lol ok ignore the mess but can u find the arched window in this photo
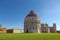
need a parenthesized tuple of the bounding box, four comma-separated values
(36, 27, 37, 29)
(33, 27, 34, 29)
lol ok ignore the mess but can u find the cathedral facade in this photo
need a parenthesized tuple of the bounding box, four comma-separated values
(24, 10, 56, 33)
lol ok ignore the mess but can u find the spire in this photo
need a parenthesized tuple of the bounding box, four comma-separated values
(30, 10, 34, 14)
(26, 10, 37, 17)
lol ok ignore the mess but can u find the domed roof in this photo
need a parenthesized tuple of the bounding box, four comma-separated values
(26, 10, 37, 17)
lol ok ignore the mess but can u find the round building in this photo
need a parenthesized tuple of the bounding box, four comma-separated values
(24, 10, 41, 33)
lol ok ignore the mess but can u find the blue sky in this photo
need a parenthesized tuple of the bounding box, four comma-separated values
(0, 0, 60, 30)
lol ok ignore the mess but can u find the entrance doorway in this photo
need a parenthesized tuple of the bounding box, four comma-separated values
(26, 29, 28, 33)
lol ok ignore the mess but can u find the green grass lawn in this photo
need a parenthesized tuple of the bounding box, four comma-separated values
(0, 33, 60, 40)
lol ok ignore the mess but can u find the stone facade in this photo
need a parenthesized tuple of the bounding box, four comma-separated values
(24, 10, 41, 33)
(41, 23, 56, 33)
(0, 24, 7, 33)
(24, 10, 56, 33)
(7, 29, 24, 33)
(13, 29, 24, 33)
(49, 23, 56, 33)
(41, 24, 50, 33)
(0, 28, 7, 33)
